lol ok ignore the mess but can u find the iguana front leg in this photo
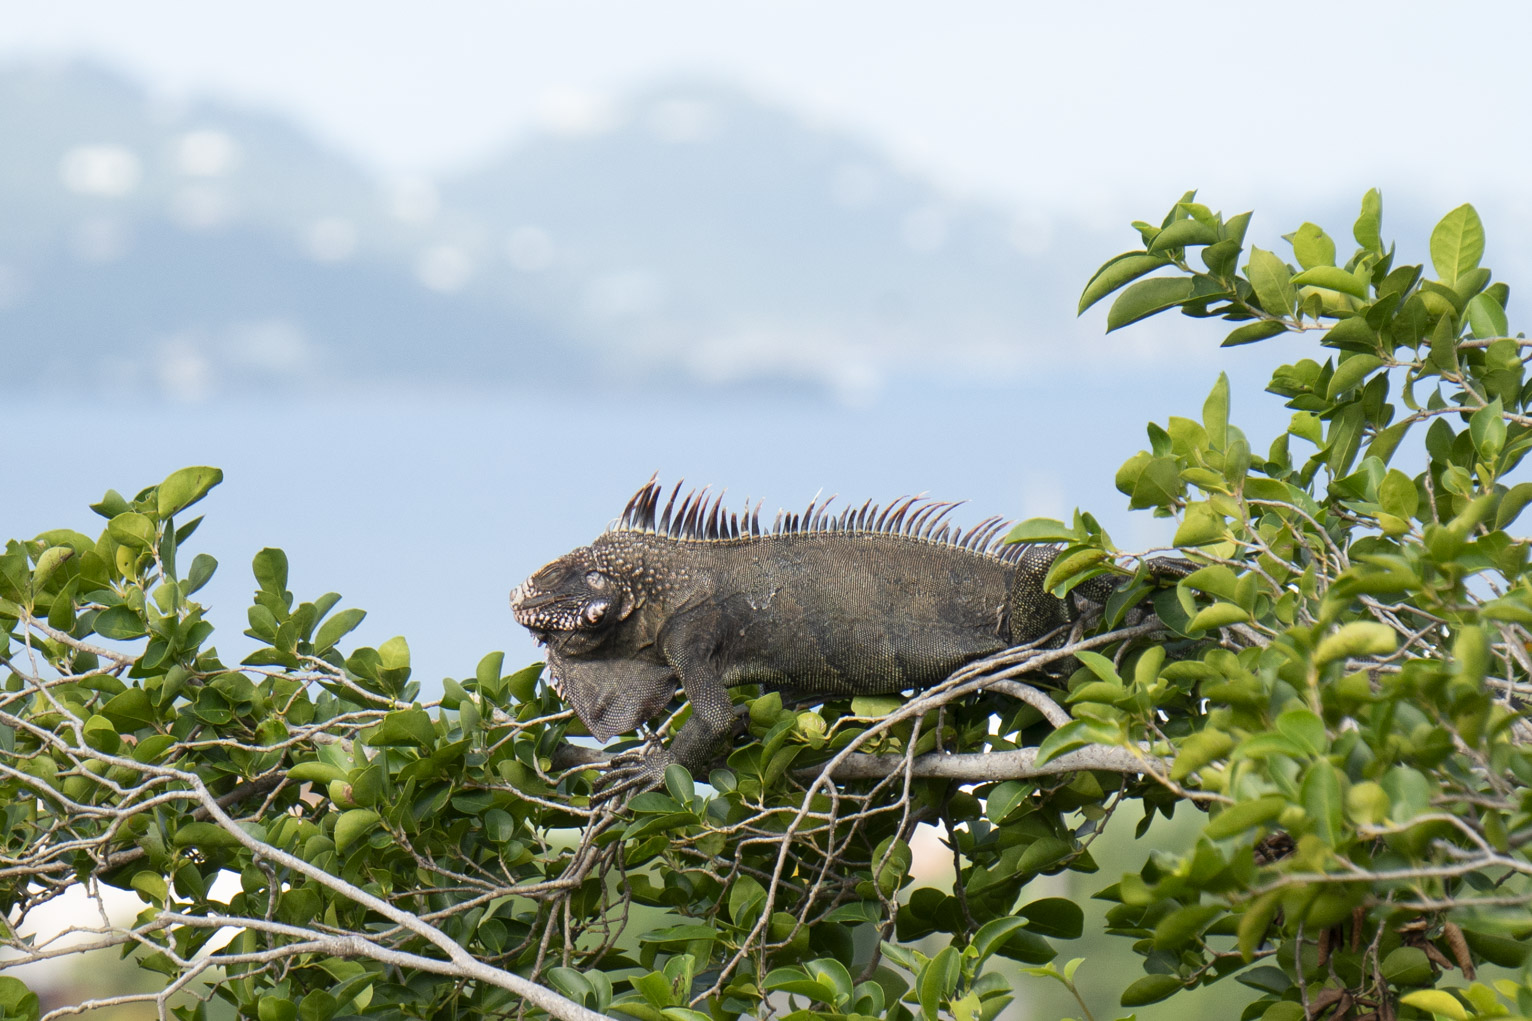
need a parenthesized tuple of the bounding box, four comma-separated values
(596, 605, 736, 800)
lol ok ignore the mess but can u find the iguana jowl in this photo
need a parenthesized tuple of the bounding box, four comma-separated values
(511, 479, 1132, 790)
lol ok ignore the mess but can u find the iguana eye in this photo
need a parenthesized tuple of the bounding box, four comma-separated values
(586, 571, 608, 590)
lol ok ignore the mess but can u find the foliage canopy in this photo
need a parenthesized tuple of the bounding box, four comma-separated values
(1, 190, 1530, 1021)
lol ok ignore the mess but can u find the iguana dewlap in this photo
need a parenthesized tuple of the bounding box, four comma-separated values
(510, 480, 1110, 787)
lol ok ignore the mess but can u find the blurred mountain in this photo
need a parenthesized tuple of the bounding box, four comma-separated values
(0, 61, 1103, 402)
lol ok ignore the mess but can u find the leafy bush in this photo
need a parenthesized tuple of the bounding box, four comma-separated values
(0, 190, 1528, 1021)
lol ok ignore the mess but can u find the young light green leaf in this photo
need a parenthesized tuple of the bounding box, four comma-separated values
(1246, 247, 1295, 319)
(157, 466, 224, 518)
(1291, 265, 1368, 299)
(108, 512, 156, 551)
(1469, 398, 1506, 461)
(1203, 372, 1229, 449)
(1221, 320, 1287, 347)
(1313, 622, 1397, 665)
(1325, 354, 1383, 400)
(1466, 291, 1509, 339)
(1106, 277, 1197, 332)
(333, 809, 380, 852)
(1147, 217, 1219, 253)
(1288, 222, 1335, 269)
(1079, 252, 1172, 314)
(1397, 990, 1467, 1021)
(1003, 518, 1078, 543)
(1430, 203, 1485, 285)
(1353, 188, 1383, 254)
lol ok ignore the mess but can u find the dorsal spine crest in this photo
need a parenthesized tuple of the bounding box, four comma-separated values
(608, 475, 1030, 563)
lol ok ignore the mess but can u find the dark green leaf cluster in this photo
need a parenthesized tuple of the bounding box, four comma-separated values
(1058, 193, 1532, 1021)
(4, 190, 1532, 1021)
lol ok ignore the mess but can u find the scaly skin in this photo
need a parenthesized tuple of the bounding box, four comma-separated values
(510, 483, 1108, 795)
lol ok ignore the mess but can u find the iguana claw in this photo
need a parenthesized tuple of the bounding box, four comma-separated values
(590, 749, 672, 807)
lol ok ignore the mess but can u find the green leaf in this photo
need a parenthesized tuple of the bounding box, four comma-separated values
(29, 546, 73, 590)
(1004, 518, 1077, 543)
(1466, 291, 1509, 339)
(1496, 482, 1532, 529)
(131, 871, 169, 906)
(850, 695, 902, 718)
(1430, 203, 1484, 285)
(101, 688, 155, 730)
(1301, 763, 1344, 846)
(1169, 729, 1234, 781)
(1152, 903, 1221, 950)
(918, 946, 961, 1021)
(366, 708, 436, 748)
(1035, 719, 1118, 766)
(252, 548, 289, 596)
(1173, 503, 1226, 547)
(93, 605, 147, 641)
(1186, 602, 1249, 632)
(986, 781, 1031, 824)
(874, 837, 913, 898)
(1119, 974, 1181, 1008)
(1381, 946, 1433, 986)
(173, 821, 243, 849)
(727, 876, 766, 926)
(970, 917, 1030, 962)
(1276, 709, 1326, 756)
(664, 763, 694, 803)
(1469, 398, 1506, 461)
(107, 512, 156, 550)
(1288, 222, 1335, 269)
(259, 998, 297, 1021)
(1353, 188, 1383, 254)
(1379, 469, 1419, 521)
(1247, 247, 1295, 318)
(1313, 622, 1397, 665)
(1118, 453, 1183, 509)
(1398, 990, 1467, 1021)
(1325, 354, 1382, 400)
(1221, 320, 1287, 347)
(314, 607, 366, 653)
(334, 809, 380, 852)
(1079, 252, 1172, 314)
(287, 761, 351, 785)
(1017, 897, 1083, 939)
(1324, 315, 1378, 351)
(1106, 277, 1197, 332)
(1148, 217, 1219, 253)
(379, 635, 410, 671)
(298, 989, 339, 1021)
(185, 553, 217, 595)
(1237, 891, 1282, 961)
(157, 466, 224, 518)
(1291, 265, 1368, 299)
(1203, 795, 1287, 840)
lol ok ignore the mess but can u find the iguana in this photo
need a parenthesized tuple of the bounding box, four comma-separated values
(511, 478, 1175, 793)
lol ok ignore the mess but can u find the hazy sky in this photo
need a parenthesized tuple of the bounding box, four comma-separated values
(6, 0, 1530, 219)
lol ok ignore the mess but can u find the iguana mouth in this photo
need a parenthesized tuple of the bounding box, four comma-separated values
(510, 594, 588, 633)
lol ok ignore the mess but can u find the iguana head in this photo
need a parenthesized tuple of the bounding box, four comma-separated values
(511, 541, 675, 740)
(510, 544, 634, 645)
